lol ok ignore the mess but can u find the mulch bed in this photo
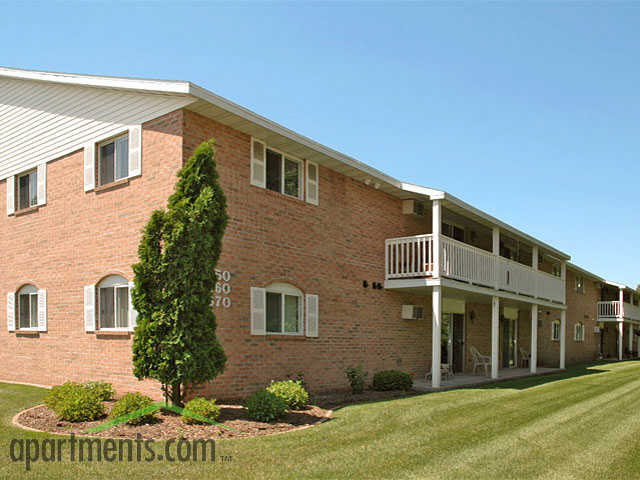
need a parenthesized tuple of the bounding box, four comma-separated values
(16, 400, 331, 440)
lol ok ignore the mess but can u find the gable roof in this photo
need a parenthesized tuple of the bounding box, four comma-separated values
(0, 66, 569, 259)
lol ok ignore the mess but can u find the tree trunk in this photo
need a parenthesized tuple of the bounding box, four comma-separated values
(169, 382, 183, 406)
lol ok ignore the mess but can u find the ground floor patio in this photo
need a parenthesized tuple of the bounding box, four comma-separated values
(413, 367, 562, 392)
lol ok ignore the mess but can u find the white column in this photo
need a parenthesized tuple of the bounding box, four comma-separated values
(629, 323, 633, 353)
(532, 247, 539, 298)
(560, 310, 566, 369)
(492, 228, 500, 289)
(432, 286, 442, 388)
(561, 261, 567, 304)
(432, 200, 441, 279)
(531, 305, 538, 374)
(491, 296, 499, 379)
(618, 321, 623, 361)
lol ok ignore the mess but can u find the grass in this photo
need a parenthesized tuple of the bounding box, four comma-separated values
(2, 362, 640, 479)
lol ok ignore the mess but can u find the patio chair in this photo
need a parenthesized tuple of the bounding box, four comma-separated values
(519, 347, 530, 369)
(426, 363, 452, 383)
(470, 345, 491, 376)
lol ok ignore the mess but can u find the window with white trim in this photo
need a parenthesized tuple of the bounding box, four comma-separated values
(265, 283, 303, 334)
(17, 170, 38, 211)
(265, 148, 303, 199)
(551, 320, 561, 341)
(98, 134, 129, 186)
(98, 275, 130, 329)
(575, 275, 585, 294)
(574, 322, 585, 342)
(18, 284, 38, 330)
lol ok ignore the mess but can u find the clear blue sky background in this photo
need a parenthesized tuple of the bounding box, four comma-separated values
(2, 2, 638, 286)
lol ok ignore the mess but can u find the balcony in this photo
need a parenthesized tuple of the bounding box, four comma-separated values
(385, 234, 565, 304)
(598, 301, 640, 322)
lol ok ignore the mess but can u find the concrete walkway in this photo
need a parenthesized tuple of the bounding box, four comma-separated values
(413, 367, 563, 392)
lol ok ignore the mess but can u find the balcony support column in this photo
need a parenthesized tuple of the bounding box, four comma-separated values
(491, 296, 499, 379)
(431, 285, 442, 388)
(561, 261, 567, 304)
(531, 305, 538, 374)
(432, 200, 441, 279)
(560, 310, 566, 369)
(618, 321, 624, 361)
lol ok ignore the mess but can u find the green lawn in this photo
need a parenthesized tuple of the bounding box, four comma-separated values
(2, 362, 640, 479)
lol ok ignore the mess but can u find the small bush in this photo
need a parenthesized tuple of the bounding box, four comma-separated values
(345, 365, 368, 394)
(83, 381, 115, 401)
(246, 390, 287, 422)
(45, 382, 105, 422)
(267, 380, 309, 410)
(372, 370, 413, 391)
(109, 393, 156, 425)
(182, 397, 221, 424)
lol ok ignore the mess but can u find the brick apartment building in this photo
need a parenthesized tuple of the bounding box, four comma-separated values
(1, 67, 638, 399)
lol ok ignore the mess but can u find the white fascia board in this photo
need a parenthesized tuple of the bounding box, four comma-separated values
(0, 66, 191, 95)
(604, 280, 634, 292)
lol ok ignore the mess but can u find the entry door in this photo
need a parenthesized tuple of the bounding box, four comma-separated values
(502, 318, 517, 368)
(452, 314, 465, 373)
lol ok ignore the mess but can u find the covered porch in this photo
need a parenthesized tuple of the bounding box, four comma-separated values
(413, 367, 563, 392)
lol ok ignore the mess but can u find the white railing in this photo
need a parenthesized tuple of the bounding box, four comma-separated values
(598, 301, 640, 322)
(598, 301, 621, 318)
(385, 234, 433, 279)
(385, 234, 565, 304)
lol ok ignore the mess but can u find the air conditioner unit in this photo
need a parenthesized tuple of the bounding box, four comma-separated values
(402, 199, 425, 216)
(402, 305, 424, 320)
(593, 326, 601, 334)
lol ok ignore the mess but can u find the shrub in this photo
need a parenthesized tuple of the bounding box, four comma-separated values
(267, 380, 309, 410)
(372, 370, 413, 391)
(83, 381, 115, 401)
(45, 382, 105, 422)
(182, 397, 221, 424)
(109, 393, 156, 425)
(345, 365, 368, 394)
(246, 390, 287, 422)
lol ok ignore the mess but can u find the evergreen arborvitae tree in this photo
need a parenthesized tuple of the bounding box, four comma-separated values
(132, 140, 228, 406)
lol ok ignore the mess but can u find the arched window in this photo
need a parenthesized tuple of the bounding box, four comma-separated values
(18, 284, 38, 330)
(551, 320, 561, 341)
(265, 283, 303, 335)
(574, 322, 585, 342)
(98, 275, 129, 330)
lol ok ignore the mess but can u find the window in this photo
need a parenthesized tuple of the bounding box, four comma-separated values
(98, 275, 130, 330)
(574, 322, 585, 342)
(98, 135, 129, 186)
(18, 284, 38, 329)
(442, 222, 465, 242)
(17, 170, 37, 211)
(265, 283, 303, 334)
(552, 265, 561, 277)
(575, 275, 585, 294)
(265, 148, 303, 199)
(551, 320, 561, 341)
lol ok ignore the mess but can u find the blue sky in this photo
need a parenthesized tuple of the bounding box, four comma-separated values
(2, 2, 638, 286)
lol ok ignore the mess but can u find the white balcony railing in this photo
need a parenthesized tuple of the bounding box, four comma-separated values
(598, 301, 640, 322)
(385, 234, 565, 304)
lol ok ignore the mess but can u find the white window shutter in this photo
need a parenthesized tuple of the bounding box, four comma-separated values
(37, 163, 47, 206)
(128, 281, 137, 331)
(6, 175, 14, 215)
(305, 294, 319, 337)
(7, 292, 15, 331)
(128, 125, 142, 177)
(84, 143, 95, 192)
(250, 139, 266, 188)
(306, 161, 319, 205)
(250, 287, 266, 335)
(84, 285, 95, 332)
(37, 289, 47, 332)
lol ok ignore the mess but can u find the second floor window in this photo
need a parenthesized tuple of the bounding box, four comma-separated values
(17, 170, 37, 210)
(575, 276, 585, 294)
(99, 135, 129, 186)
(265, 148, 303, 199)
(442, 222, 465, 242)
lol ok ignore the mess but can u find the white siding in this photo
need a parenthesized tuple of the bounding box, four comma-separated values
(0, 78, 196, 180)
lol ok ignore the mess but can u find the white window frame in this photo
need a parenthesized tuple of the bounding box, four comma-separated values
(552, 265, 561, 278)
(16, 169, 38, 211)
(265, 283, 304, 335)
(97, 276, 130, 331)
(575, 275, 585, 294)
(551, 320, 561, 341)
(265, 147, 304, 200)
(98, 133, 129, 187)
(574, 322, 585, 342)
(17, 285, 38, 330)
